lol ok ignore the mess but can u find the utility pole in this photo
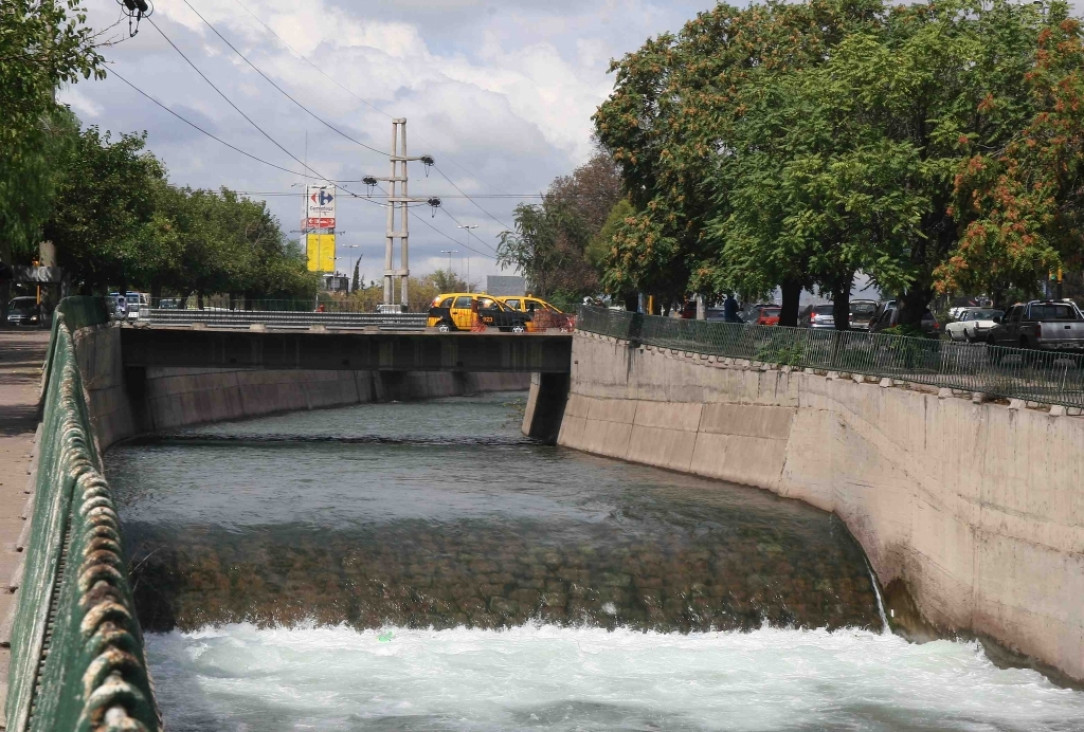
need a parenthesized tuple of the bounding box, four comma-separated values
(457, 224, 478, 293)
(363, 119, 437, 309)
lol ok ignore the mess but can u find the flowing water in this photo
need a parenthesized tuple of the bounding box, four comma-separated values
(105, 392, 1084, 731)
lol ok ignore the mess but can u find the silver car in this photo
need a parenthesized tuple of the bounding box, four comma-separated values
(799, 304, 835, 329)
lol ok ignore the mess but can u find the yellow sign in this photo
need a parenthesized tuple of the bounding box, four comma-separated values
(306, 234, 336, 272)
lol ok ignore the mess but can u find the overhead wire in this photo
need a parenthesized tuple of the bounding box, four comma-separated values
(224, 0, 522, 238)
(147, 8, 508, 259)
(230, 0, 392, 120)
(179, 0, 387, 158)
(110, 68, 311, 178)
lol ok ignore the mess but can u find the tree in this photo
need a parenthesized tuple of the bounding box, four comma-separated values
(594, 0, 880, 318)
(1, 0, 103, 311)
(941, 4, 1084, 305)
(351, 256, 361, 293)
(498, 152, 622, 299)
(45, 127, 165, 293)
(598, 0, 1060, 327)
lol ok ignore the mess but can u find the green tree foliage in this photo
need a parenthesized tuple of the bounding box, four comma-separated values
(45, 127, 166, 292)
(0, 0, 103, 265)
(45, 125, 314, 300)
(595, 0, 1066, 326)
(497, 152, 622, 299)
(942, 5, 1084, 305)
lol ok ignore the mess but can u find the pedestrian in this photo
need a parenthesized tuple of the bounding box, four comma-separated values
(115, 295, 128, 321)
(723, 293, 740, 323)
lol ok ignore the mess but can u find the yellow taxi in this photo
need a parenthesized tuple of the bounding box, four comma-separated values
(426, 292, 530, 332)
(496, 295, 575, 332)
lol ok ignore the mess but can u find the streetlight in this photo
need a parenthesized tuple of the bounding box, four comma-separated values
(458, 224, 479, 293)
(440, 249, 458, 282)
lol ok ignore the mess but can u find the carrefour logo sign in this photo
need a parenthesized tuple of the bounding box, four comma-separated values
(306, 185, 336, 219)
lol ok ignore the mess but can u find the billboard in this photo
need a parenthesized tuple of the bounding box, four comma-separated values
(306, 185, 335, 230)
(306, 233, 336, 272)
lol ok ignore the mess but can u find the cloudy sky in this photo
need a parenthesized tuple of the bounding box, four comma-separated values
(61, 0, 721, 287)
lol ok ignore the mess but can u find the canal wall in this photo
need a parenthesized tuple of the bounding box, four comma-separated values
(74, 325, 528, 449)
(554, 330, 1084, 682)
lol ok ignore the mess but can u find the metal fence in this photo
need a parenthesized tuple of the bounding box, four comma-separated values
(8, 298, 160, 732)
(143, 308, 429, 330)
(576, 306, 1084, 409)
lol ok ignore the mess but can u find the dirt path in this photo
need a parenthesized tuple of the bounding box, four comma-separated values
(0, 329, 50, 727)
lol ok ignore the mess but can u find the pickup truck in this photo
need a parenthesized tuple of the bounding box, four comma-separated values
(986, 300, 1084, 352)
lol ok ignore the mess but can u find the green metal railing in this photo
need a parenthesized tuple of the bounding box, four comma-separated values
(8, 298, 160, 732)
(576, 306, 1084, 409)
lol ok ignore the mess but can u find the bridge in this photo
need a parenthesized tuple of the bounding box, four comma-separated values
(121, 327, 572, 373)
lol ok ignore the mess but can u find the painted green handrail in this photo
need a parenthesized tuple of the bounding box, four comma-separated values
(577, 306, 1084, 409)
(7, 297, 160, 732)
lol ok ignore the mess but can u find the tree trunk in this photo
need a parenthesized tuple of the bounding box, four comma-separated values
(900, 284, 932, 328)
(779, 279, 801, 327)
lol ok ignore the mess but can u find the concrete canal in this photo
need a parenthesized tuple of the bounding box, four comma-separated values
(105, 392, 1084, 731)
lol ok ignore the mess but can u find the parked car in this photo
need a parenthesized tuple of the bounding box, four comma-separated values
(868, 305, 940, 338)
(376, 303, 408, 314)
(754, 306, 781, 326)
(427, 292, 529, 332)
(945, 308, 1003, 343)
(798, 304, 836, 329)
(741, 302, 777, 323)
(986, 300, 1084, 353)
(849, 299, 879, 331)
(496, 295, 574, 332)
(6, 296, 40, 327)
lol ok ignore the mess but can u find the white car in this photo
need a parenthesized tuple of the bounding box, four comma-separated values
(945, 308, 1003, 342)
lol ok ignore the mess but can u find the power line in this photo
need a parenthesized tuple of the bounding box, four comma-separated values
(147, 16, 324, 180)
(230, 0, 392, 120)
(433, 164, 516, 233)
(223, 0, 520, 237)
(110, 68, 311, 178)
(180, 0, 387, 158)
(147, 16, 374, 202)
(146, 12, 503, 259)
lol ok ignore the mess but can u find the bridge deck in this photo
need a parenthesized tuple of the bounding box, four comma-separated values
(121, 327, 573, 373)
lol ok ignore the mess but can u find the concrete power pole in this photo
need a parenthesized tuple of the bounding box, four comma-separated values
(383, 119, 407, 306)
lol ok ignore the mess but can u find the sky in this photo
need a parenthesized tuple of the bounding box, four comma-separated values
(61, 0, 723, 289)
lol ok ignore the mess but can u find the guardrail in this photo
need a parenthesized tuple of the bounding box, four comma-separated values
(576, 306, 1084, 410)
(8, 298, 160, 732)
(143, 308, 430, 330)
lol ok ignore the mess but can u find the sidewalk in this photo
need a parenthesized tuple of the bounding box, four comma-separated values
(0, 329, 50, 727)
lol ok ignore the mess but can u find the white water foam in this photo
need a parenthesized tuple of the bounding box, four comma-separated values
(146, 624, 1084, 731)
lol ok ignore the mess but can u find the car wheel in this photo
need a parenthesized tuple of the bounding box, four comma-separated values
(964, 330, 973, 344)
(511, 324, 526, 333)
(437, 320, 453, 333)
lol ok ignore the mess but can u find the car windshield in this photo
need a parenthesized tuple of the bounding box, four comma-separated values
(762, 308, 780, 317)
(813, 305, 834, 314)
(972, 309, 1002, 320)
(8, 298, 35, 312)
(1030, 303, 1078, 321)
(851, 302, 877, 315)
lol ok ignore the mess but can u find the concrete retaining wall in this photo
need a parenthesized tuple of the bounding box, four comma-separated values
(555, 331, 1084, 681)
(75, 325, 528, 450)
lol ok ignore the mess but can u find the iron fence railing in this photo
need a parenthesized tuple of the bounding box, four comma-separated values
(576, 306, 1084, 410)
(8, 298, 160, 732)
